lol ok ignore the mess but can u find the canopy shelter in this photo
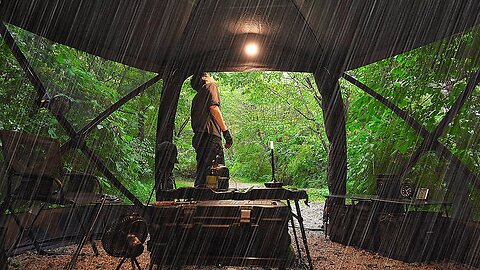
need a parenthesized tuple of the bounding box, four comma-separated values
(2, 0, 480, 268)
(0, 0, 480, 266)
(2, 0, 479, 72)
(1, 0, 480, 216)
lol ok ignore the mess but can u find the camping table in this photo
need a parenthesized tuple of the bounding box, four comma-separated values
(324, 194, 452, 239)
(325, 194, 452, 216)
(155, 187, 313, 270)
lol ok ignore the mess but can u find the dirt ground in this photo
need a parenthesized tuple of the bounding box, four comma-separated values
(8, 232, 476, 270)
(8, 201, 478, 270)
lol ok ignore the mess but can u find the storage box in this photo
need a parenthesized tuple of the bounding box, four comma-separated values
(378, 211, 446, 262)
(147, 200, 293, 268)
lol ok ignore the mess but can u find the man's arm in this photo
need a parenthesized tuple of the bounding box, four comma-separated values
(210, 105, 233, 149)
(210, 105, 227, 132)
(207, 82, 233, 148)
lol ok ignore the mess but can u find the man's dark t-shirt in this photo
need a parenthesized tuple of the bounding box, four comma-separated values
(191, 83, 221, 137)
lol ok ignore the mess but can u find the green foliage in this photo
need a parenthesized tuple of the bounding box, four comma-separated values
(214, 72, 328, 187)
(0, 25, 162, 203)
(172, 81, 197, 178)
(0, 23, 479, 218)
(344, 26, 480, 216)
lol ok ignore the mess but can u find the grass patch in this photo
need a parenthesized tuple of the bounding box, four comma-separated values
(231, 176, 265, 184)
(176, 180, 193, 188)
(306, 187, 329, 202)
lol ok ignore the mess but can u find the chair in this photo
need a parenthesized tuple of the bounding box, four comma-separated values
(0, 130, 106, 262)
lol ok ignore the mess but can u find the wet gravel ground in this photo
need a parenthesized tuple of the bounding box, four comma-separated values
(297, 201, 323, 230)
(9, 201, 479, 270)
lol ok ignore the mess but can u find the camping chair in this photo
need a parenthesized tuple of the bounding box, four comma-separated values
(0, 130, 106, 259)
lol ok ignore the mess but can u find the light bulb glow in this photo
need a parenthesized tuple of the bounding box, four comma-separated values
(244, 43, 259, 56)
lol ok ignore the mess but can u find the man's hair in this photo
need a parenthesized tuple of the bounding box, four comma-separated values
(190, 72, 208, 91)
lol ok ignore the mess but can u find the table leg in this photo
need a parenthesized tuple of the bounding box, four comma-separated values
(67, 197, 106, 270)
(7, 204, 48, 256)
(324, 208, 328, 239)
(443, 204, 449, 218)
(287, 200, 302, 260)
(294, 200, 313, 270)
(347, 201, 357, 245)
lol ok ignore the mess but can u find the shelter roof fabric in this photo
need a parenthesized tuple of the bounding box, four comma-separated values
(1, 0, 479, 73)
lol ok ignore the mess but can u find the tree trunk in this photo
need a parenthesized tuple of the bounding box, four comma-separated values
(138, 112, 145, 141)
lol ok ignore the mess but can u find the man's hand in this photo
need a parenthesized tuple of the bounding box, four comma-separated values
(222, 130, 233, 149)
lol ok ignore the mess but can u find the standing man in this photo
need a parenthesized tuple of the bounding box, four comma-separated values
(190, 72, 233, 187)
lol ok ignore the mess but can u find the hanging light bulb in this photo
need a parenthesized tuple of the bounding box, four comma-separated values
(244, 43, 259, 57)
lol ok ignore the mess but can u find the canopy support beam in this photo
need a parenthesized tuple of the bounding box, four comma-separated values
(314, 70, 347, 200)
(311, 0, 365, 203)
(155, 70, 187, 190)
(0, 23, 144, 208)
(400, 71, 480, 177)
(343, 72, 480, 220)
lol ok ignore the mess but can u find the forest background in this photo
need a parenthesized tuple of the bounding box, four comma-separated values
(0, 25, 479, 217)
